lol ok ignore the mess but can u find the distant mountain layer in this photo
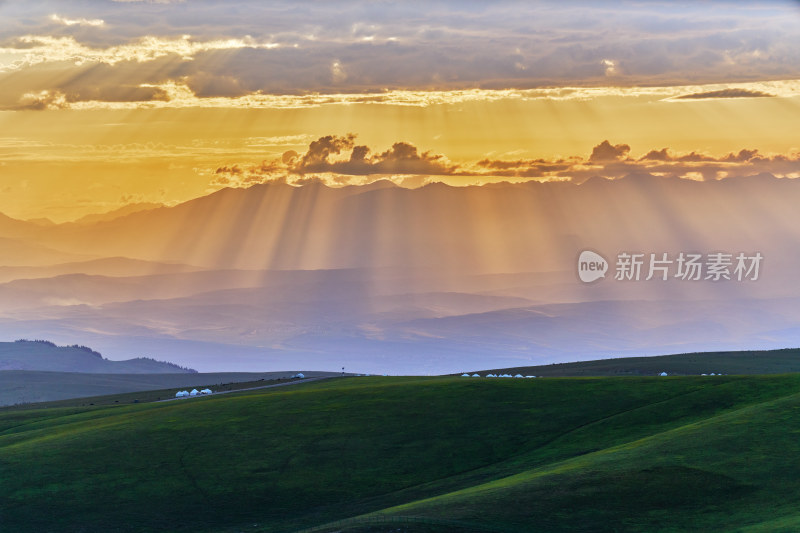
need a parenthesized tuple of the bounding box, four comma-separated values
(0, 178, 799, 373)
(0, 256, 204, 284)
(2, 176, 798, 272)
(0, 237, 96, 267)
(0, 340, 195, 373)
(70, 202, 164, 225)
(481, 348, 800, 377)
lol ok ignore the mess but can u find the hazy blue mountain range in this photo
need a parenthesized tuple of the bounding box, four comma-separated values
(0, 178, 796, 373)
(0, 340, 195, 373)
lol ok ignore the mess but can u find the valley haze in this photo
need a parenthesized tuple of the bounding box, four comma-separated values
(0, 176, 798, 374)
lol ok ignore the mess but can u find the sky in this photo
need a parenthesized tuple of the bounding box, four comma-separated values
(2, 1, 800, 372)
(1, 0, 800, 221)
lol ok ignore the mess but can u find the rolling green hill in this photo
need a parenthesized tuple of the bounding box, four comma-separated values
(4, 375, 800, 532)
(478, 347, 800, 377)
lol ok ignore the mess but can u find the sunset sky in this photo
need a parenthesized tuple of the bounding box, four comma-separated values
(2, 1, 800, 372)
(1, 1, 799, 221)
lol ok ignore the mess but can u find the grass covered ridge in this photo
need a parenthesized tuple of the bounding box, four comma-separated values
(2, 375, 800, 532)
(481, 347, 800, 377)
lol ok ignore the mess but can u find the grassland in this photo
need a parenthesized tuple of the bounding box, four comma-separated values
(482, 347, 800, 377)
(0, 370, 340, 406)
(3, 375, 800, 532)
(0, 375, 321, 411)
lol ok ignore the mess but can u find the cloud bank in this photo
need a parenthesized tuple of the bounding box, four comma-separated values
(1, 1, 800, 109)
(676, 88, 775, 99)
(208, 136, 800, 190)
(3, 79, 800, 111)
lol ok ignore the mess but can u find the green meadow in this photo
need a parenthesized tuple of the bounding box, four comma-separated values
(3, 375, 800, 532)
(484, 348, 800, 377)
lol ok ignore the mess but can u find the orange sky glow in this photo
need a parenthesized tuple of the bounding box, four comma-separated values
(1, 1, 800, 221)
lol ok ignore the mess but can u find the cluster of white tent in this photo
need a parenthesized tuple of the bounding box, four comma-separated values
(462, 373, 537, 378)
(463, 371, 725, 378)
(175, 388, 213, 398)
(661, 372, 725, 376)
(291, 373, 305, 379)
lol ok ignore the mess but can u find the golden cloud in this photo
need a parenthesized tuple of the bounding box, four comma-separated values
(0, 34, 279, 71)
(205, 136, 800, 192)
(49, 14, 105, 27)
(7, 79, 800, 112)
